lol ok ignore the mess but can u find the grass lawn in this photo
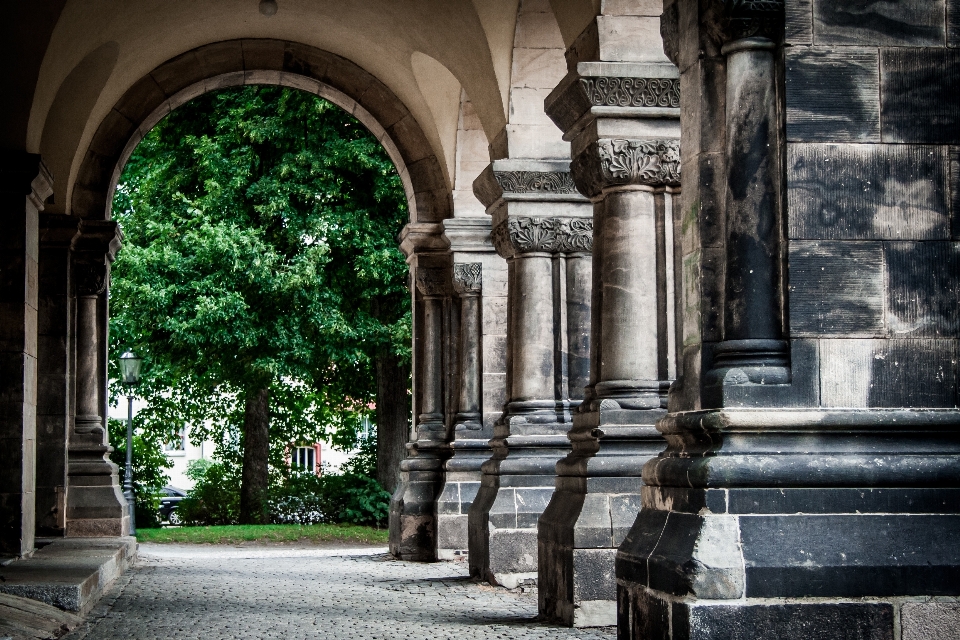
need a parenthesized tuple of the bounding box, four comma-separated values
(136, 523, 388, 545)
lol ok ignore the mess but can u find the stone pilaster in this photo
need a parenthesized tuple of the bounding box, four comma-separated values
(0, 153, 51, 558)
(467, 160, 592, 588)
(66, 220, 128, 537)
(615, 1, 960, 638)
(540, 34, 682, 626)
(36, 214, 81, 536)
(389, 223, 452, 561)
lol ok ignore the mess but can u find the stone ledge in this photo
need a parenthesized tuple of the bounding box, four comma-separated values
(0, 537, 137, 615)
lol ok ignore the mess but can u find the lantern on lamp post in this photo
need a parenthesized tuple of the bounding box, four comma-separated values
(119, 350, 142, 534)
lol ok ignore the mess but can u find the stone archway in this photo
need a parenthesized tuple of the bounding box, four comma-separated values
(70, 39, 451, 225)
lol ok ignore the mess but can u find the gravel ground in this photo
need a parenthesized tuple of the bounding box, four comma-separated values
(64, 543, 616, 640)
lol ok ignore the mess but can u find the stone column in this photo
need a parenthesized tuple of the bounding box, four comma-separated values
(36, 214, 81, 536)
(389, 222, 452, 561)
(703, 11, 789, 404)
(453, 263, 482, 432)
(66, 220, 128, 537)
(468, 161, 592, 588)
(0, 154, 51, 558)
(541, 60, 681, 624)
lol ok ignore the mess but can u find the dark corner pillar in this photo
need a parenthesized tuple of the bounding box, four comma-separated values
(540, 8, 681, 626)
(66, 220, 127, 537)
(37, 214, 81, 537)
(389, 223, 452, 561)
(616, 1, 960, 639)
(435, 215, 508, 560)
(0, 153, 52, 558)
(468, 161, 592, 588)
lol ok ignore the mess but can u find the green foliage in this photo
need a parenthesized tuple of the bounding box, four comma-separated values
(108, 417, 172, 529)
(178, 461, 242, 526)
(108, 84, 410, 470)
(136, 523, 388, 545)
(269, 471, 390, 527)
(339, 429, 377, 478)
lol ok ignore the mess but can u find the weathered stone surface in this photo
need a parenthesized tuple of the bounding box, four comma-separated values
(785, 49, 880, 142)
(812, 0, 945, 46)
(901, 601, 960, 640)
(788, 241, 885, 336)
(787, 144, 950, 240)
(880, 48, 960, 144)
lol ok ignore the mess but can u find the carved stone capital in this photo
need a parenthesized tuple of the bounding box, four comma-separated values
(571, 138, 681, 198)
(725, 0, 784, 42)
(415, 268, 450, 297)
(473, 160, 587, 209)
(579, 77, 680, 110)
(492, 216, 593, 259)
(398, 222, 449, 259)
(39, 214, 81, 249)
(452, 263, 482, 296)
(74, 261, 108, 296)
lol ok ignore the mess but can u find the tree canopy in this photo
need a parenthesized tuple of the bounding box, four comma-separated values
(109, 85, 411, 521)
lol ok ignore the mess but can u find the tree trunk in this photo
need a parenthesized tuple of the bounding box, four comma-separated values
(375, 351, 410, 493)
(240, 385, 270, 524)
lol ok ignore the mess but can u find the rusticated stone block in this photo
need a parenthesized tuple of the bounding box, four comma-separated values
(951, 0, 960, 46)
(789, 241, 885, 337)
(785, 49, 879, 142)
(812, 0, 945, 46)
(885, 242, 960, 336)
(787, 143, 950, 240)
(902, 601, 960, 640)
(881, 48, 960, 143)
(785, 0, 813, 44)
(673, 601, 894, 640)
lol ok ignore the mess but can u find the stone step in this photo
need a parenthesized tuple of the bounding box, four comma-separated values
(0, 537, 136, 616)
(0, 592, 83, 639)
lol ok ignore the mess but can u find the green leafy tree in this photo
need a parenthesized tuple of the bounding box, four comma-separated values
(107, 417, 172, 528)
(109, 86, 410, 523)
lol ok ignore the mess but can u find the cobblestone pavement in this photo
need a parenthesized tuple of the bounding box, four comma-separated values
(65, 544, 616, 640)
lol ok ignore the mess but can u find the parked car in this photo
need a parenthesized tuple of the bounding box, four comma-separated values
(159, 486, 187, 525)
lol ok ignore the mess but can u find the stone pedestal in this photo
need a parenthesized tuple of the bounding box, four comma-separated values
(0, 154, 52, 558)
(468, 160, 592, 588)
(36, 214, 81, 536)
(435, 217, 507, 561)
(540, 52, 681, 626)
(65, 221, 127, 538)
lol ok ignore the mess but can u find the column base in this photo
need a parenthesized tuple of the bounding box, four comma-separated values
(437, 438, 489, 560)
(616, 407, 960, 639)
(65, 441, 129, 538)
(538, 400, 664, 627)
(468, 412, 570, 587)
(389, 439, 448, 561)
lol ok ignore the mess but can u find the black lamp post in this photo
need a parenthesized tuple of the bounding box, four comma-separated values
(119, 350, 142, 535)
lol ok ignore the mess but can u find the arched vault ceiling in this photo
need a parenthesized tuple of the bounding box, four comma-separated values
(27, 0, 529, 194)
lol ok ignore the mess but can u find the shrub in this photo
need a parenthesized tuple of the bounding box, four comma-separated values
(178, 460, 241, 526)
(269, 471, 390, 527)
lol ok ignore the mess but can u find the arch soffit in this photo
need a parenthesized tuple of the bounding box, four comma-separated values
(72, 39, 452, 225)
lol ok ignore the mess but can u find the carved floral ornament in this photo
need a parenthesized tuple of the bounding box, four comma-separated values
(579, 77, 680, 109)
(492, 217, 593, 257)
(571, 138, 681, 196)
(415, 268, 449, 297)
(493, 171, 579, 195)
(452, 263, 482, 295)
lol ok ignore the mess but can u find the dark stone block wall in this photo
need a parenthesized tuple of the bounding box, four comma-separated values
(785, 0, 960, 410)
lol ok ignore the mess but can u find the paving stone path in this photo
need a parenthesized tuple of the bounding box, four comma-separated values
(64, 544, 616, 640)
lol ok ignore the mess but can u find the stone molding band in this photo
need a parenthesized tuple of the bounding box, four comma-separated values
(571, 138, 681, 198)
(493, 171, 579, 195)
(492, 216, 593, 258)
(452, 263, 482, 295)
(580, 77, 680, 109)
